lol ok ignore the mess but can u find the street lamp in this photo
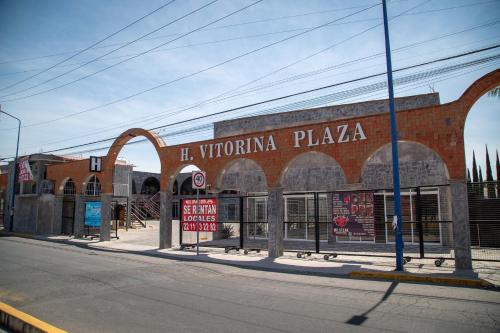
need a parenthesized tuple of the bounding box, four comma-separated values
(381, 0, 404, 271)
(0, 105, 21, 232)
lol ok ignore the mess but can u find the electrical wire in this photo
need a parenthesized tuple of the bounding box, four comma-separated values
(1, 45, 496, 161)
(0, 0, 221, 99)
(3, 3, 380, 125)
(0, 0, 178, 92)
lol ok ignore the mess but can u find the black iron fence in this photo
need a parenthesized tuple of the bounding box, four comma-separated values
(281, 185, 457, 265)
(178, 195, 269, 253)
(468, 181, 500, 261)
(175, 184, 499, 263)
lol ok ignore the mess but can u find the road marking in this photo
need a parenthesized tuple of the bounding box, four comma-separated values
(0, 301, 67, 333)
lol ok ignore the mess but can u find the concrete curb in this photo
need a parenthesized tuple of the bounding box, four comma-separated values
(349, 271, 494, 288)
(0, 230, 36, 240)
(2, 231, 497, 289)
(0, 301, 67, 333)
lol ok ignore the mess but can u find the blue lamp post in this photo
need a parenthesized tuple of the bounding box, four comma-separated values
(381, 0, 405, 271)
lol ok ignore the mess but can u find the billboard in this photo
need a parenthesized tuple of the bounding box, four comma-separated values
(332, 191, 374, 237)
(182, 198, 217, 232)
(85, 201, 101, 227)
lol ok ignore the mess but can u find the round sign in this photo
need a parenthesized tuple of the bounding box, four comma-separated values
(192, 171, 206, 189)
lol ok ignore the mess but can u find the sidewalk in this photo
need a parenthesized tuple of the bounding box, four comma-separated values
(2, 224, 498, 288)
(38, 230, 500, 288)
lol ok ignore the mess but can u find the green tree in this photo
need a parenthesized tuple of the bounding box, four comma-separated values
(496, 150, 500, 181)
(485, 145, 496, 198)
(488, 86, 500, 97)
(472, 150, 479, 182)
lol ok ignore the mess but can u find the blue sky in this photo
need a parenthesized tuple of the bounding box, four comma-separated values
(0, 0, 499, 176)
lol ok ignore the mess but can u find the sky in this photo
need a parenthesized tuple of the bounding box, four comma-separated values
(0, 0, 499, 176)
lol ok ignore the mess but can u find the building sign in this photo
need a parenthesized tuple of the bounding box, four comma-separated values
(179, 122, 367, 161)
(332, 191, 374, 237)
(181, 198, 218, 232)
(18, 156, 33, 182)
(89, 156, 102, 172)
(85, 201, 101, 227)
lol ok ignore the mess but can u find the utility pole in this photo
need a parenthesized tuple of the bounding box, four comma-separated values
(382, 0, 404, 271)
(0, 105, 21, 232)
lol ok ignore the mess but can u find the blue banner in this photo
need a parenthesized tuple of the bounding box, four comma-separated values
(85, 201, 101, 227)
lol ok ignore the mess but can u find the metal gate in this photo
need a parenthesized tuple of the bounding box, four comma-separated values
(61, 197, 75, 234)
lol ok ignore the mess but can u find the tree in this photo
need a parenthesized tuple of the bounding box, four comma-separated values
(472, 150, 479, 182)
(485, 145, 496, 198)
(497, 150, 500, 181)
(488, 86, 500, 97)
(467, 168, 471, 183)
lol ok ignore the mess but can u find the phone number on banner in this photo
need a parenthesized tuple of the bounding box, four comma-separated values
(182, 222, 218, 232)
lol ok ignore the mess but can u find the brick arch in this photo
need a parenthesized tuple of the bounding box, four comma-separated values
(165, 163, 202, 193)
(216, 158, 268, 193)
(82, 173, 102, 195)
(57, 177, 72, 195)
(459, 69, 500, 117)
(102, 128, 166, 193)
(360, 140, 450, 189)
(278, 151, 347, 191)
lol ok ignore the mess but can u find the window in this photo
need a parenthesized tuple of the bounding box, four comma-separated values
(284, 195, 327, 241)
(40, 180, 54, 194)
(63, 179, 76, 196)
(85, 175, 101, 196)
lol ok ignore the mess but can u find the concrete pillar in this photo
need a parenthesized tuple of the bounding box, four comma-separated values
(100, 195, 111, 242)
(52, 196, 63, 234)
(267, 187, 284, 258)
(159, 191, 173, 249)
(450, 180, 475, 275)
(74, 195, 85, 238)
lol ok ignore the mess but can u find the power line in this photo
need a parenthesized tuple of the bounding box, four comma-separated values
(2, 45, 496, 160)
(0, 0, 178, 92)
(0, 3, 381, 66)
(27, 21, 500, 149)
(1, 0, 496, 67)
(0, 0, 221, 99)
(5, 3, 380, 125)
(33, 58, 500, 159)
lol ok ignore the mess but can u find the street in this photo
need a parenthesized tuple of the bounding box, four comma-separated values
(0, 236, 499, 333)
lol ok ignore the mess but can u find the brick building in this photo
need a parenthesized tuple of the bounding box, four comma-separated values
(1, 69, 499, 274)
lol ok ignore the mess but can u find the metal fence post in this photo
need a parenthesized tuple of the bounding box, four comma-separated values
(239, 196, 244, 249)
(314, 192, 320, 253)
(179, 199, 183, 246)
(416, 187, 424, 258)
(476, 224, 481, 248)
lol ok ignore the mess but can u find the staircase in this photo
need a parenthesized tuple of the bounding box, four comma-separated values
(124, 193, 160, 229)
(124, 201, 147, 228)
(143, 192, 160, 219)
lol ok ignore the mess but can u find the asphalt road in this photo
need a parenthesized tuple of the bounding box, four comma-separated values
(0, 237, 499, 333)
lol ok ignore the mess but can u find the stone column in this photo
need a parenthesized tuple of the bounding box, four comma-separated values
(100, 195, 111, 242)
(267, 187, 284, 258)
(159, 191, 173, 249)
(52, 196, 63, 234)
(450, 180, 474, 275)
(73, 195, 85, 238)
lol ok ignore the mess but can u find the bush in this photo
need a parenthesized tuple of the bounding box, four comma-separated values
(221, 224, 234, 239)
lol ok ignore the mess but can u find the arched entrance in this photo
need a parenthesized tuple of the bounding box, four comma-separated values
(100, 128, 170, 247)
(462, 70, 500, 250)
